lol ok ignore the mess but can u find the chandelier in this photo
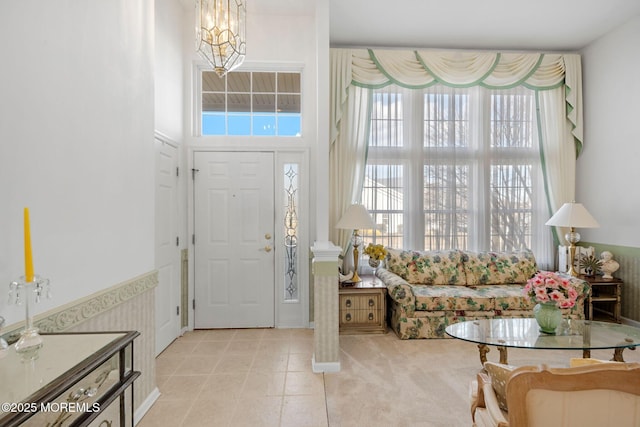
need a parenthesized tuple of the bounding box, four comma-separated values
(196, 0, 246, 77)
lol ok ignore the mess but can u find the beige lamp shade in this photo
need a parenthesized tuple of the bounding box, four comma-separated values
(545, 202, 599, 228)
(335, 204, 375, 230)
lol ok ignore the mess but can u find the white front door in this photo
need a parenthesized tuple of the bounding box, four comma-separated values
(154, 138, 181, 354)
(194, 151, 275, 328)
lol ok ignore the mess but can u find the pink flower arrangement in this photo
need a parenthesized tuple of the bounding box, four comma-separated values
(524, 271, 579, 309)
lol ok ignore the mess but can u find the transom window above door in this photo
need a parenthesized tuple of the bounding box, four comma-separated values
(200, 70, 301, 137)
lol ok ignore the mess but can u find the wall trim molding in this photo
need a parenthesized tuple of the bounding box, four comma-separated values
(4, 271, 158, 338)
(312, 354, 340, 373)
(154, 130, 180, 147)
(134, 387, 161, 425)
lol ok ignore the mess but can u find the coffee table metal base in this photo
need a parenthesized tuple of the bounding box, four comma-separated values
(477, 344, 508, 365)
(477, 342, 635, 365)
(612, 345, 636, 362)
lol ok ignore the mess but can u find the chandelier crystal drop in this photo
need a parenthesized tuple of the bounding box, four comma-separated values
(196, 0, 246, 77)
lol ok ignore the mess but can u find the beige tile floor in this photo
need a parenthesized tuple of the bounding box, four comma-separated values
(138, 328, 327, 427)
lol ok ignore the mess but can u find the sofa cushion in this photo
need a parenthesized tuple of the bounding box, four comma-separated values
(412, 285, 494, 311)
(462, 250, 537, 285)
(491, 285, 537, 311)
(385, 248, 466, 285)
(411, 284, 534, 311)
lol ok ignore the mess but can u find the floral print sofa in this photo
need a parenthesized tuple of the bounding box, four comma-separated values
(377, 249, 590, 339)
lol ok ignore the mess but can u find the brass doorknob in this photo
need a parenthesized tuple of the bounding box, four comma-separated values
(264, 245, 272, 252)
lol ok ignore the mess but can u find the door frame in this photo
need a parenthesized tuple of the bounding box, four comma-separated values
(187, 147, 309, 330)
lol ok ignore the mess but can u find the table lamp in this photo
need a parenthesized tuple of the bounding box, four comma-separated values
(336, 204, 375, 283)
(545, 202, 599, 276)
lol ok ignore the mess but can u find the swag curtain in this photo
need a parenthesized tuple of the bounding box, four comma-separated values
(329, 48, 584, 268)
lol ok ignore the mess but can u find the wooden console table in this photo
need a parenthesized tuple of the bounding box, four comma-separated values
(0, 331, 140, 426)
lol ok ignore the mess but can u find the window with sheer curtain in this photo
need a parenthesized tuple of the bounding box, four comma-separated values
(361, 84, 548, 254)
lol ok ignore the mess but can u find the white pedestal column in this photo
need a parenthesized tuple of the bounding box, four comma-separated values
(311, 242, 342, 373)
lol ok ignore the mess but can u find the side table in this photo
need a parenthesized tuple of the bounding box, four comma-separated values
(339, 275, 387, 334)
(580, 274, 623, 323)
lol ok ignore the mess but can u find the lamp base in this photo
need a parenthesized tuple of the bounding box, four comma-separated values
(566, 228, 580, 277)
(352, 241, 362, 283)
(566, 264, 579, 277)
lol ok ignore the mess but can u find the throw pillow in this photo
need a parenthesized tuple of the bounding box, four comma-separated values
(463, 250, 537, 285)
(483, 361, 516, 411)
(385, 248, 465, 285)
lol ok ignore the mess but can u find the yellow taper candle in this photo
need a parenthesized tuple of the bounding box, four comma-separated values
(24, 207, 34, 282)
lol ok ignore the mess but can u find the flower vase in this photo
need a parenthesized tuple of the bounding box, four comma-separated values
(534, 302, 562, 334)
(368, 258, 381, 276)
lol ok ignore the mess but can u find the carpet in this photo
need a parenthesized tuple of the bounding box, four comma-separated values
(324, 332, 638, 427)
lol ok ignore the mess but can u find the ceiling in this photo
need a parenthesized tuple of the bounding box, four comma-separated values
(251, 0, 640, 51)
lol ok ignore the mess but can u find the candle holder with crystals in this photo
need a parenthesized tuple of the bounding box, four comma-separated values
(8, 275, 51, 360)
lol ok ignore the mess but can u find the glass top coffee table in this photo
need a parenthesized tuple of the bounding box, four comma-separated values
(445, 318, 640, 365)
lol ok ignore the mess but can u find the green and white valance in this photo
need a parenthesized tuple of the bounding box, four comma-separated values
(353, 50, 565, 89)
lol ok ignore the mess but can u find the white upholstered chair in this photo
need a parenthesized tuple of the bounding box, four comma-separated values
(470, 362, 640, 427)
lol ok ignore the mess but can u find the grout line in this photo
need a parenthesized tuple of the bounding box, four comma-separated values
(182, 399, 202, 427)
(279, 372, 287, 427)
(322, 373, 330, 427)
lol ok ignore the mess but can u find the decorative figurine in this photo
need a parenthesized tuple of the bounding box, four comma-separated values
(579, 254, 602, 277)
(338, 268, 354, 284)
(600, 251, 620, 279)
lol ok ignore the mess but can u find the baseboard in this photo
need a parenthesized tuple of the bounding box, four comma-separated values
(312, 354, 340, 373)
(134, 387, 161, 425)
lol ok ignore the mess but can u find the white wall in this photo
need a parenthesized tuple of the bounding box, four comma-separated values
(0, 1, 156, 325)
(155, 0, 185, 140)
(156, 0, 187, 252)
(579, 15, 640, 247)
